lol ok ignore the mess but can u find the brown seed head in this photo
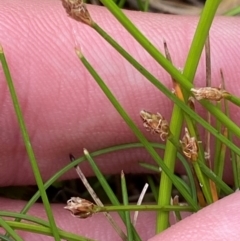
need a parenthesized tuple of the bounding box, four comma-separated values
(191, 87, 229, 101)
(140, 110, 169, 141)
(64, 197, 95, 218)
(180, 128, 198, 161)
(62, 0, 93, 26)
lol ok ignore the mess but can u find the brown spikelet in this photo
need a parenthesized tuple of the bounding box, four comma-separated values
(180, 128, 198, 161)
(191, 87, 229, 101)
(140, 110, 169, 141)
(64, 197, 96, 219)
(62, 0, 93, 26)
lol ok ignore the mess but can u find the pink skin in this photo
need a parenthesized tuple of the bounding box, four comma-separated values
(0, 0, 240, 240)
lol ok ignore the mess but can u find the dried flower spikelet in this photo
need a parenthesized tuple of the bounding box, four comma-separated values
(64, 197, 95, 218)
(62, 0, 93, 26)
(191, 87, 229, 101)
(180, 128, 198, 161)
(140, 110, 169, 141)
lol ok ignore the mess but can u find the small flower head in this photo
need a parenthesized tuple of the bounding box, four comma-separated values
(140, 110, 169, 141)
(62, 0, 93, 26)
(191, 87, 229, 101)
(64, 197, 95, 218)
(180, 128, 198, 161)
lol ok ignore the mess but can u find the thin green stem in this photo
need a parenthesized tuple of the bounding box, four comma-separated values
(0, 217, 23, 241)
(96, 205, 194, 212)
(121, 171, 133, 241)
(83, 149, 142, 241)
(117, 0, 126, 8)
(147, 176, 158, 201)
(157, 0, 220, 231)
(236, 156, 240, 189)
(224, 6, 240, 16)
(0, 235, 13, 241)
(91, 23, 240, 157)
(77, 50, 199, 210)
(98, 1, 240, 134)
(16, 142, 180, 218)
(197, 161, 233, 195)
(213, 103, 223, 174)
(182, 0, 221, 83)
(0, 46, 60, 240)
(4, 222, 95, 241)
(0, 211, 50, 227)
(215, 133, 227, 189)
(192, 161, 212, 204)
(157, 106, 182, 231)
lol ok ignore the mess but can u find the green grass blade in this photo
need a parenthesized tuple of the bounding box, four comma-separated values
(236, 156, 240, 189)
(17, 143, 171, 217)
(0, 46, 60, 240)
(121, 171, 134, 241)
(177, 154, 197, 202)
(0, 234, 14, 241)
(97, 204, 194, 212)
(192, 161, 212, 204)
(147, 175, 158, 201)
(97, 1, 240, 127)
(4, 221, 95, 241)
(224, 6, 240, 16)
(0, 211, 50, 227)
(0, 217, 23, 241)
(157, 0, 220, 231)
(197, 161, 233, 195)
(117, 0, 127, 8)
(183, 0, 221, 82)
(139, 161, 196, 202)
(77, 50, 198, 210)
(83, 149, 142, 241)
(138, 162, 161, 172)
(90, 23, 240, 157)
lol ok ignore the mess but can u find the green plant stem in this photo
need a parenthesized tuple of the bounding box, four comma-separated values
(147, 175, 158, 201)
(78, 50, 199, 210)
(98, 0, 240, 134)
(224, 6, 240, 16)
(213, 103, 223, 174)
(0, 46, 60, 240)
(0, 211, 50, 228)
(214, 136, 227, 193)
(157, 0, 220, 231)
(117, 0, 126, 8)
(198, 161, 233, 195)
(17, 142, 230, 223)
(157, 107, 183, 231)
(224, 89, 240, 189)
(91, 22, 240, 158)
(0, 217, 23, 241)
(192, 161, 212, 204)
(236, 156, 240, 189)
(182, 0, 221, 82)
(17, 143, 168, 218)
(84, 149, 142, 241)
(4, 221, 95, 241)
(0, 235, 13, 241)
(121, 171, 133, 241)
(96, 205, 194, 212)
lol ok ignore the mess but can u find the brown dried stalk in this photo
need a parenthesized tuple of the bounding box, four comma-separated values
(68, 153, 127, 241)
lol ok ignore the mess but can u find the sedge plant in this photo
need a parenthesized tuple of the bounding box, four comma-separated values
(1, 0, 240, 240)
